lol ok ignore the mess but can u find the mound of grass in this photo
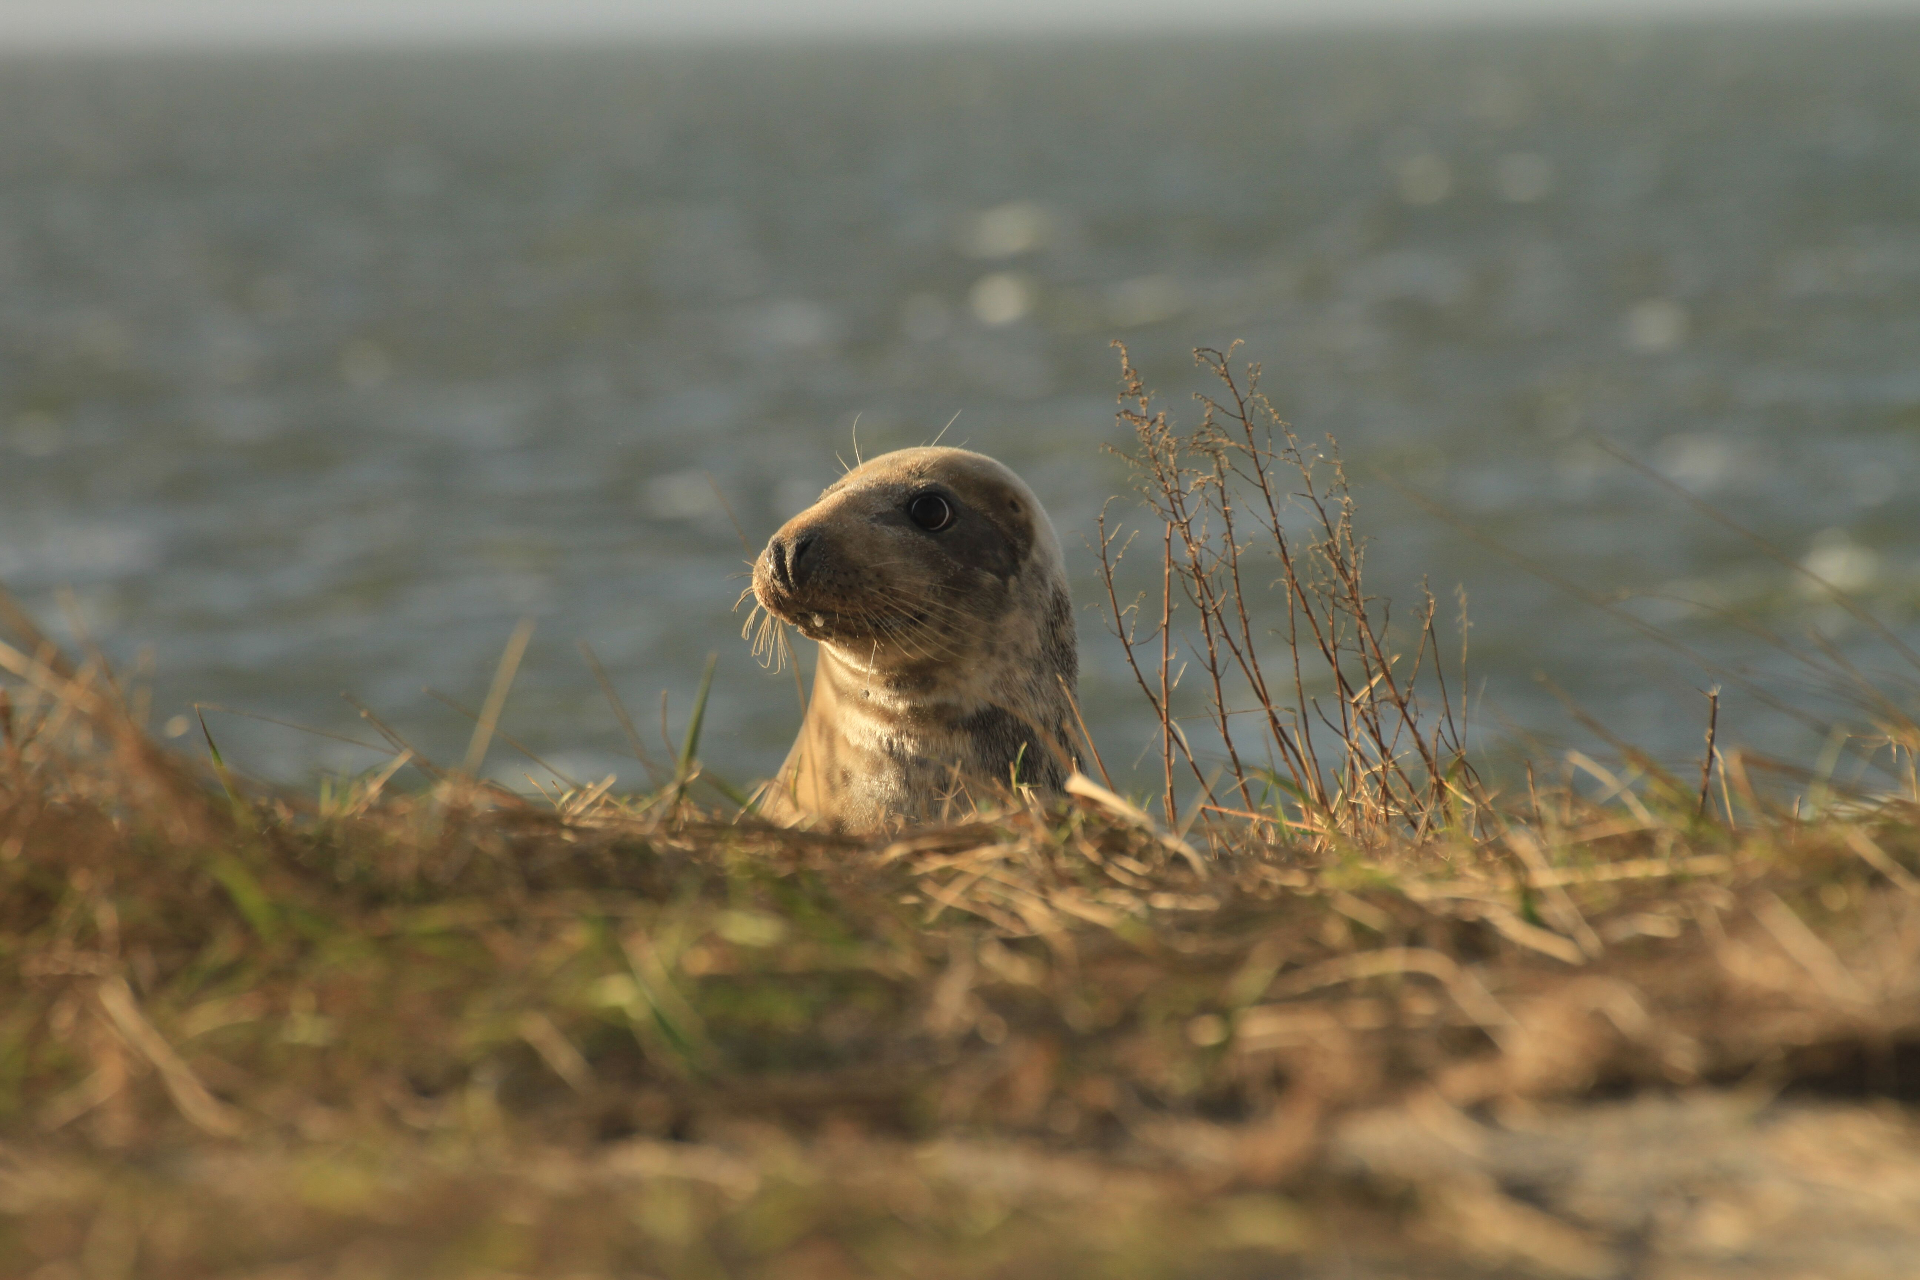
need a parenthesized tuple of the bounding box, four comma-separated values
(3, 612, 1919, 1278)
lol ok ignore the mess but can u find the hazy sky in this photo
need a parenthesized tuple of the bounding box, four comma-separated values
(2, 0, 1915, 49)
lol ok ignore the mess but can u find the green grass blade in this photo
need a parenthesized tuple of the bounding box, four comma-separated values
(195, 705, 250, 825)
(208, 856, 278, 945)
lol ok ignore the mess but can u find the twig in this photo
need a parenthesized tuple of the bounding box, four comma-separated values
(1159, 520, 1176, 826)
(578, 640, 665, 785)
(1698, 686, 1721, 820)
(427, 687, 581, 789)
(1843, 828, 1920, 896)
(193, 703, 389, 754)
(342, 695, 445, 781)
(462, 617, 536, 779)
(1752, 893, 1872, 1005)
(1058, 674, 1116, 793)
(98, 977, 245, 1138)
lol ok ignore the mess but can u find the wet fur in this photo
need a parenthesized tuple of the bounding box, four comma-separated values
(750, 447, 1078, 832)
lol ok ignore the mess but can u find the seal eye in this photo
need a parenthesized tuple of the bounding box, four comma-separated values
(907, 493, 954, 532)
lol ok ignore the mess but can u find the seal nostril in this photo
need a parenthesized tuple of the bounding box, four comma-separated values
(787, 533, 818, 587)
(767, 533, 818, 591)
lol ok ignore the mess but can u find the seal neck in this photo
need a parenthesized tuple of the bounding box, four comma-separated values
(815, 642, 967, 709)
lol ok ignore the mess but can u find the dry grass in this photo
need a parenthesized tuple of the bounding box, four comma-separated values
(6, 622, 1920, 1277)
(1098, 343, 1478, 845)
(3, 350, 1920, 1278)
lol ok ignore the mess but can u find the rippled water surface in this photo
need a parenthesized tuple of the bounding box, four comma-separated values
(2, 20, 1917, 790)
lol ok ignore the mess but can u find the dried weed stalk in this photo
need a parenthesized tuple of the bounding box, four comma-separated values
(1099, 343, 1481, 846)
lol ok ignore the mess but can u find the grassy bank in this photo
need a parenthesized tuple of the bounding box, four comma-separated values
(6, 348, 1920, 1278)
(3, 613, 1919, 1278)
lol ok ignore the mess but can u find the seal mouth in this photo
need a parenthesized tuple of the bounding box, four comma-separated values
(753, 579, 930, 646)
(763, 597, 909, 643)
(783, 604, 854, 642)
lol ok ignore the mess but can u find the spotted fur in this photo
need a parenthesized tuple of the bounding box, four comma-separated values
(750, 447, 1078, 832)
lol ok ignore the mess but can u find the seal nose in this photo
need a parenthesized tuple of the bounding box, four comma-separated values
(769, 532, 818, 591)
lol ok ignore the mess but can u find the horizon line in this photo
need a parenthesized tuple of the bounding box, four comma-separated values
(1, 0, 1916, 55)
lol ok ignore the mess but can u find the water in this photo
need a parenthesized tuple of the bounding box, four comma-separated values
(1, 19, 1916, 794)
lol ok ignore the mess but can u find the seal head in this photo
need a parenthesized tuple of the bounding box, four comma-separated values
(750, 446, 1077, 831)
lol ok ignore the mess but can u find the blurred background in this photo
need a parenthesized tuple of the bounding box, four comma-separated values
(0, 1, 1916, 794)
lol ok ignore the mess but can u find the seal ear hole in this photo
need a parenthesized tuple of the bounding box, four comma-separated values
(907, 492, 954, 532)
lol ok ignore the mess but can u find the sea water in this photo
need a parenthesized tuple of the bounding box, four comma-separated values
(1, 19, 1915, 794)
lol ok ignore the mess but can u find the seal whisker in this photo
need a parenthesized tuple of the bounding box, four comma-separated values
(875, 612, 950, 664)
(866, 609, 944, 664)
(741, 599, 794, 673)
(872, 603, 961, 653)
(858, 582, 978, 664)
(858, 579, 977, 627)
(875, 582, 984, 625)
(871, 578, 978, 631)
(857, 587, 944, 639)
(820, 559, 985, 623)
(929, 409, 961, 448)
(869, 584, 973, 637)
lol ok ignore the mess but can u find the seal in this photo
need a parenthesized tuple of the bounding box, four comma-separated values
(747, 446, 1078, 832)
